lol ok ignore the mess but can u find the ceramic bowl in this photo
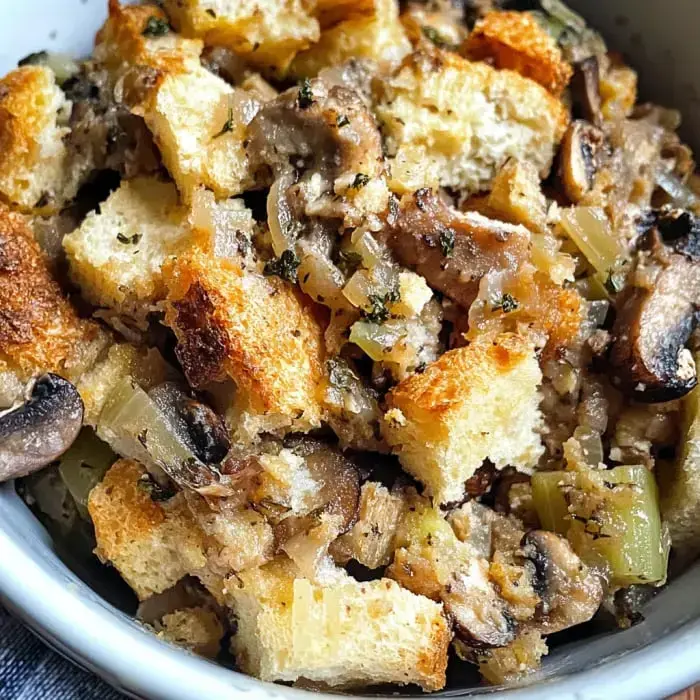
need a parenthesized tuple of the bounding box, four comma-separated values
(1, 1, 699, 698)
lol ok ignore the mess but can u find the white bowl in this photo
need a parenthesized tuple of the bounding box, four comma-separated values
(1, 2, 700, 698)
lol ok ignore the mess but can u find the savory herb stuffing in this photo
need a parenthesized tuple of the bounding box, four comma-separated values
(142, 16, 170, 37)
(263, 249, 301, 283)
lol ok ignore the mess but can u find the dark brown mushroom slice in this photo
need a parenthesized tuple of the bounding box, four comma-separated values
(570, 56, 602, 126)
(148, 382, 231, 465)
(521, 530, 603, 634)
(273, 438, 361, 545)
(442, 564, 516, 649)
(609, 253, 700, 402)
(559, 120, 607, 203)
(0, 374, 84, 482)
(387, 189, 530, 309)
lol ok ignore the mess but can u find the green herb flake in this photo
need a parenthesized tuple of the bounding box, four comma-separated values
(336, 114, 350, 128)
(117, 232, 142, 245)
(297, 78, 314, 109)
(352, 173, 371, 189)
(214, 107, 234, 138)
(205, 8, 217, 18)
(421, 25, 455, 50)
(365, 286, 400, 324)
(438, 225, 455, 257)
(143, 15, 170, 37)
(264, 249, 301, 283)
(493, 293, 519, 313)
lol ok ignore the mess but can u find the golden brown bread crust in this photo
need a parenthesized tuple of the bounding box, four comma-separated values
(387, 333, 531, 421)
(464, 11, 573, 95)
(163, 249, 326, 423)
(0, 206, 103, 381)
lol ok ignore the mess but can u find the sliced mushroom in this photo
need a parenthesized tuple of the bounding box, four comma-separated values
(559, 120, 607, 203)
(442, 558, 516, 649)
(148, 383, 230, 465)
(610, 209, 700, 402)
(521, 530, 603, 634)
(571, 56, 602, 126)
(273, 438, 361, 545)
(387, 189, 531, 309)
(0, 374, 84, 482)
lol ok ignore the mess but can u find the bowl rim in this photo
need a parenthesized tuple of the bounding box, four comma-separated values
(1, 483, 700, 700)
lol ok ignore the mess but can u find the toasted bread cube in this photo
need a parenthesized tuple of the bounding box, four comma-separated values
(375, 50, 569, 194)
(331, 482, 407, 568)
(164, 0, 319, 75)
(63, 178, 191, 322)
(76, 343, 172, 426)
(141, 68, 259, 203)
(229, 560, 450, 691)
(163, 249, 326, 440)
(0, 66, 72, 212)
(158, 606, 224, 658)
(400, 4, 467, 51)
(288, 0, 410, 78)
(88, 459, 208, 599)
(464, 11, 572, 95)
(383, 332, 544, 504)
(0, 206, 108, 400)
(95, 0, 203, 72)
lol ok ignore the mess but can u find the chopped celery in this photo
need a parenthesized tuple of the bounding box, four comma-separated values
(58, 429, 116, 519)
(532, 465, 666, 586)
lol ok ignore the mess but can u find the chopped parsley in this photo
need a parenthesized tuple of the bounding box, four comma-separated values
(438, 225, 455, 257)
(421, 25, 455, 50)
(264, 249, 300, 283)
(493, 293, 519, 313)
(117, 232, 142, 245)
(336, 114, 350, 128)
(352, 173, 371, 189)
(365, 287, 400, 324)
(214, 108, 234, 138)
(297, 78, 314, 109)
(143, 16, 170, 37)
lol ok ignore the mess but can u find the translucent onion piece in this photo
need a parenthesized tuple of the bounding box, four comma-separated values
(656, 169, 700, 209)
(267, 170, 299, 256)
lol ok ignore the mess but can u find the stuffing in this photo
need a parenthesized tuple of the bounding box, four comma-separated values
(0, 65, 72, 212)
(0, 206, 108, 403)
(228, 559, 450, 691)
(288, 0, 410, 78)
(400, 4, 467, 51)
(382, 332, 544, 505)
(157, 606, 224, 658)
(88, 459, 208, 599)
(63, 177, 191, 323)
(464, 11, 573, 95)
(391, 270, 433, 318)
(163, 0, 320, 75)
(374, 50, 569, 194)
(76, 343, 172, 426)
(331, 482, 407, 568)
(163, 248, 326, 441)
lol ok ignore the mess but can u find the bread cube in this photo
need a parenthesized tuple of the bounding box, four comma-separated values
(163, 248, 326, 440)
(375, 50, 569, 194)
(464, 11, 572, 95)
(63, 177, 191, 322)
(229, 560, 450, 691)
(383, 332, 544, 504)
(0, 66, 71, 212)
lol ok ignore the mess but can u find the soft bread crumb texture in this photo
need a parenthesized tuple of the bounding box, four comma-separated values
(164, 0, 320, 74)
(163, 248, 326, 439)
(375, 50, 569, 194)
(158, 606, 224, 658)
(383, 332, 544, 504)
(0, 65, 71, 212)
(229, 559, 450, 691)
(87, 459, 208, 600)
(0, 206, 107, 391)
(63, 178, 191, 322)
(464, 11, 573, 95)
(288, 0, 410, 77)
